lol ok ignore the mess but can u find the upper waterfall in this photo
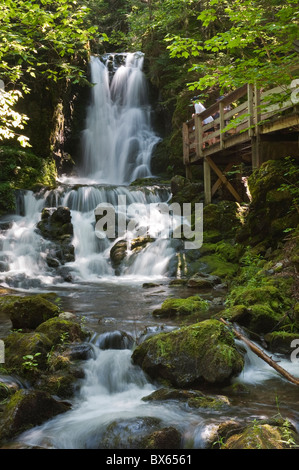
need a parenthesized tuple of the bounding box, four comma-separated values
(80, 52, 160, 185)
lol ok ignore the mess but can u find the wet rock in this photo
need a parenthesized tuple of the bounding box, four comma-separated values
(0, 389, 71, 442)
(132, 319, 244, 388)
(101, 416, 163, 449)
(187, 272, 222, 289)
(222, 419, 299, 449)
(110, 239, 128, 273)
(142, 387, 230, 410)
(36, 206, 75, 267)
(143, 427, 182, 449)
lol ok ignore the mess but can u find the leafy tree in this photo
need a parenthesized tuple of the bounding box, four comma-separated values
(166, 0, 299, 95)
(0, 0, 105, 147)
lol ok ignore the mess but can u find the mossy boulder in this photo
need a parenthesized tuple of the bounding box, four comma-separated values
(224, 280, 294, 334)
(0, 389, 71, 443)
(4, 331, 53, 373)
(237, 159, 299, 246)
(142, 427, 182, 449)
(222, 419, 299, 449)
(132, 319, 244, 388)
(35, 317, 88, 345)
(101, 417, 163, 449)
(203, 201, 242, 239)
(0, 294, 60, 330)
(152, 295, 209, 318)
(264, 331, 299, 354)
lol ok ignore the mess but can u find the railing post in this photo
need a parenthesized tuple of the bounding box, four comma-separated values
(252, 85, 262, 168)
(219, 101, 225, 149)
(247, 83, 254, 137)
(194, 114, 201, 157)
(203, 157, 211, 204)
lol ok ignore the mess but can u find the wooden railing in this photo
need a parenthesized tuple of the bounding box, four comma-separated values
(183, 82, 298, 168)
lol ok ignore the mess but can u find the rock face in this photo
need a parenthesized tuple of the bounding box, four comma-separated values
(132, 319, 244, 388)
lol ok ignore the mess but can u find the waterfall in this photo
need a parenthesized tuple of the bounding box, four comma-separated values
(0, 52, 179, 289)
(80, 53, 160, 185)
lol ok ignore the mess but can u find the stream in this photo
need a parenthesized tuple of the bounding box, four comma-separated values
(0, 52, 298, 450)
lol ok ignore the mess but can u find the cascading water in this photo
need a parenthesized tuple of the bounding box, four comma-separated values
(0, 52, 177, 289)
(80, 53, 160, 185)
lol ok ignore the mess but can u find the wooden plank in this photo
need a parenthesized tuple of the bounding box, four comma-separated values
(206, 156, 242, 203)
(261, 113, 299, 134)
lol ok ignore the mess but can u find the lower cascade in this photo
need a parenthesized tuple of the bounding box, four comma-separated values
(0, 52, 299, 450)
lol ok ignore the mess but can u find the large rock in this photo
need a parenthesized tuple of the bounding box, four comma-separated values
(36, 206, 75, 268)
(0, 389, 71, 442)
(152, 295, 209, 318)
(132, 319, 244, 388)
(0, 294, 60, 330)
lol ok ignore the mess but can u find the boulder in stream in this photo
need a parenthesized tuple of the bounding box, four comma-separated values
(0, 389, 71, 443)
(132, 319, 244, 388)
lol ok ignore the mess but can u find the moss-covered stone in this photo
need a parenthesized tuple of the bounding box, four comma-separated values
(152, 295, 209, 318)
(132, 319, 244, 388)
(0, 389, 71, 443)
(237, 159, 299, 247)
(4, 331, 53, 373)
(0, 294, 60, 330)
(223, 420, 299, 449)
(142, 427, 182, 449)
(35, 317, 88, 345)
(264, 331, 299, 354)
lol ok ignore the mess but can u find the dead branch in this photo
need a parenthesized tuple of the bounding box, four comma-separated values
(220, 318, 299, 386)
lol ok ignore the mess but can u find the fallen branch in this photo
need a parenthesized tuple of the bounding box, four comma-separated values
(220, 318, 299, 386)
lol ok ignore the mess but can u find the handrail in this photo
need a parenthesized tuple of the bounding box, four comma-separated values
(183, 81, 295, 164)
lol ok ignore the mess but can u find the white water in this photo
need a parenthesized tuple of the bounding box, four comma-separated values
(80, 53, 160, 185)
(0, 53, 176, 288)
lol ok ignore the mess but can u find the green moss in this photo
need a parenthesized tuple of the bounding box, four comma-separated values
(0, 146, 57, 214)
(0, 294, 60, 330)
(36, 317, 88, 345)
(152, 295, 209, 318)
(5, 331, 53, 374)
(199, 253, 239, 279)
(132, 319, 244, 387)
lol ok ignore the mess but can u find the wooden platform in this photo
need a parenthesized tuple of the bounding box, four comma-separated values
(183, 83, 299, 203)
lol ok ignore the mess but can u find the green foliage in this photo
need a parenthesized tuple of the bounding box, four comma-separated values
(22, 353, 41, 371)
(0, 0, 104, 147)
(166, 0, 299, 94)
